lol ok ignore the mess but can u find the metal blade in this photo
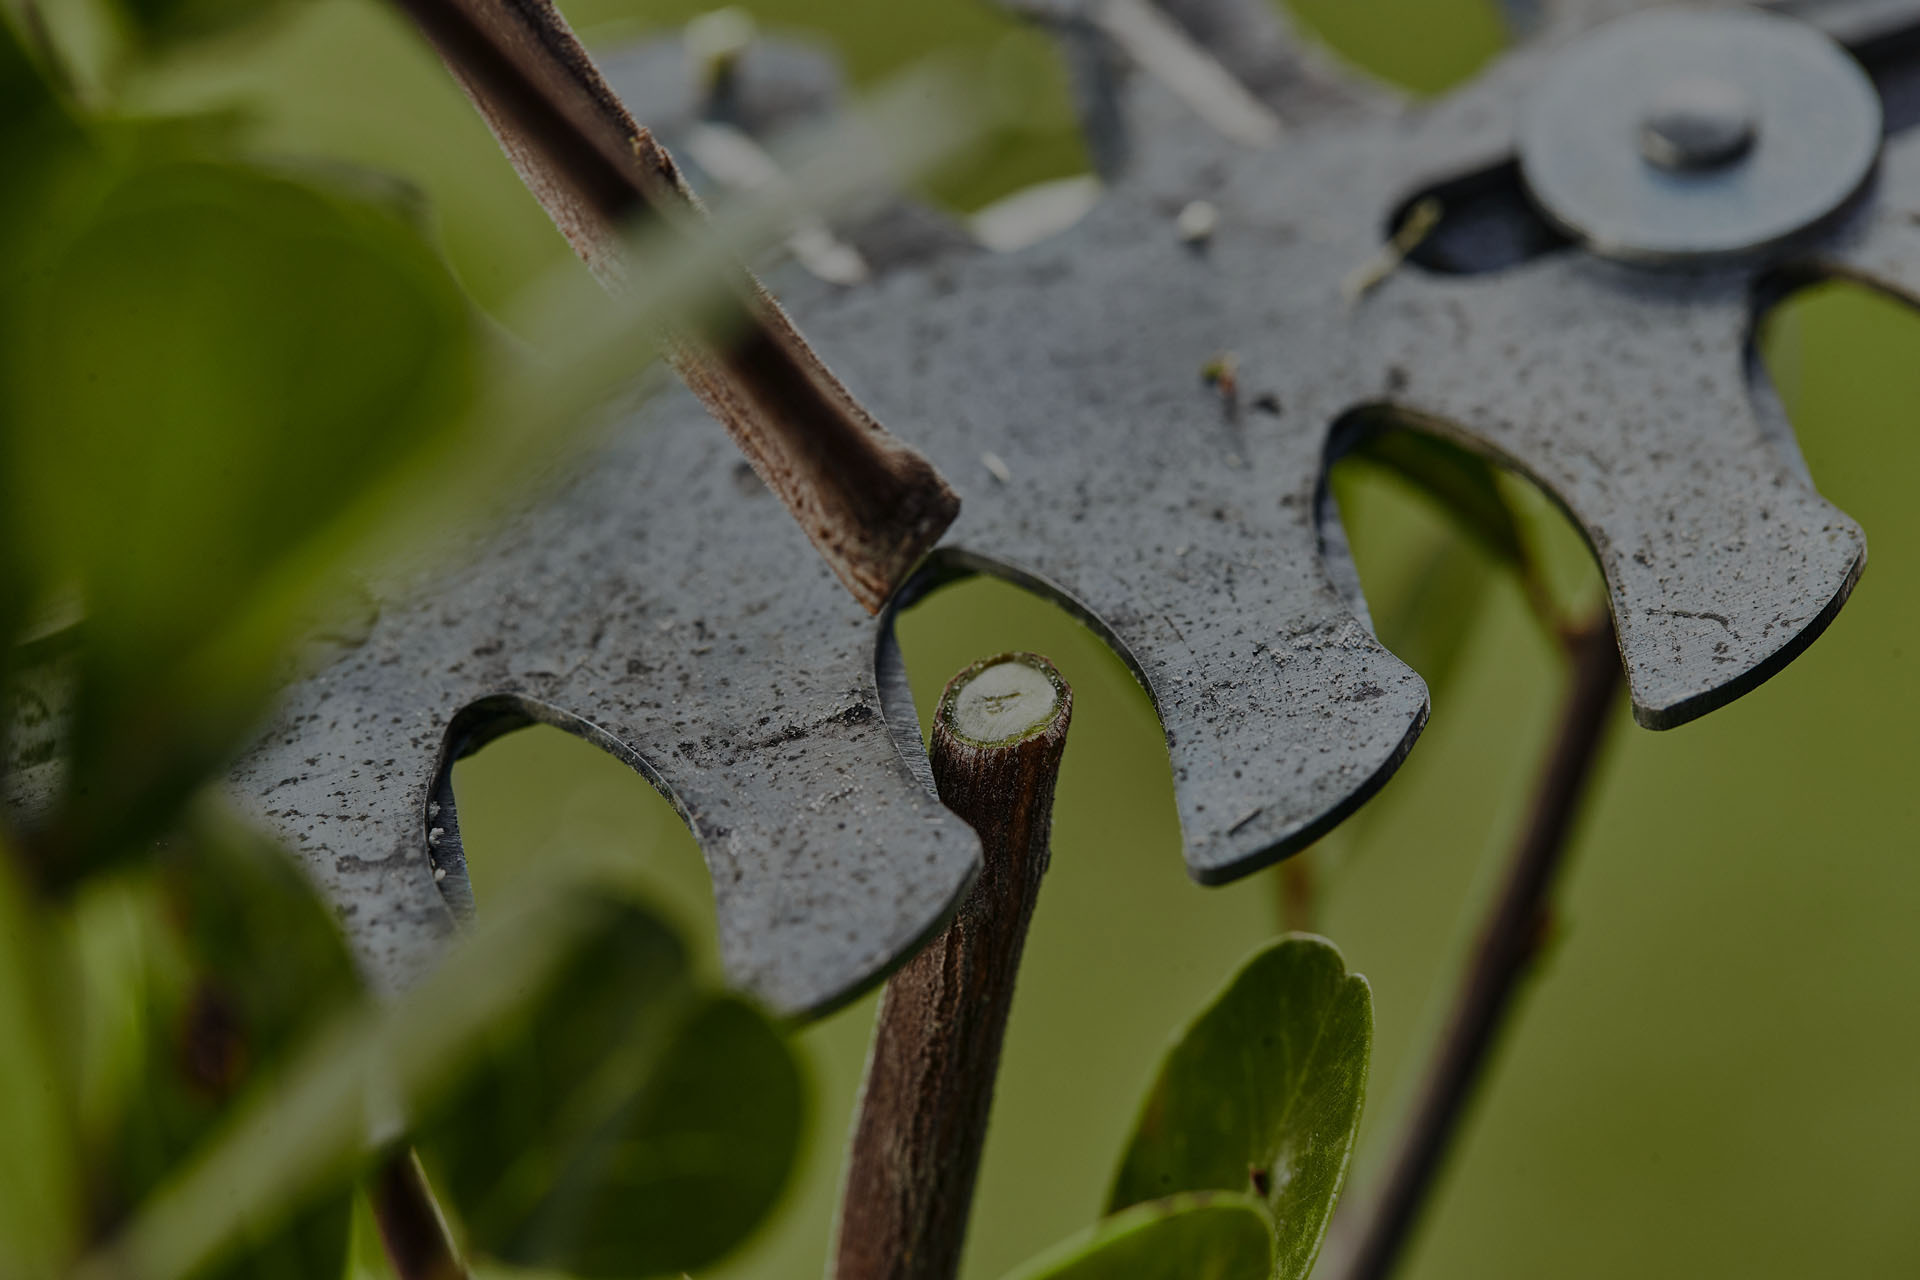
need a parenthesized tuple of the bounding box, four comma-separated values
(233, 0, 1917, 1018)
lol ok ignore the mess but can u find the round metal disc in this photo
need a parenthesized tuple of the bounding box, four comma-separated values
(1518, 9, 1882, 265)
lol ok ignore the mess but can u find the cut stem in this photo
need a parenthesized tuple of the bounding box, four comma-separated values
(369, 1148, 467, 1280)
(388, 0, 958, 611)
(836, 652, 1073, 1280)
(1332, 610, 1623, 1280)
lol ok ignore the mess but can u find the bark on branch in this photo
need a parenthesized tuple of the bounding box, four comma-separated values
(1330, 611, 1624, 1280)
(836, 653, 1074, 1280)
(390, 0, 959, 611)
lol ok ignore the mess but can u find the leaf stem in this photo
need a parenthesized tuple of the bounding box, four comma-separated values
(1329, 610, 1623, 1280)
(835, 653, 1073, 1280)
(369, 1148, 468, 1280)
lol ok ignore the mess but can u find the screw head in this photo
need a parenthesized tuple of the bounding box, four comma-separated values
(1638, 77, 1758, 172)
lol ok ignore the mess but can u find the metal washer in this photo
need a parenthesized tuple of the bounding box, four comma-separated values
(1518, 8, 1882, 266)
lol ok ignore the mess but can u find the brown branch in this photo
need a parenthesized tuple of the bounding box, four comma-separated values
(389, 0, 958, 611)
(835, 653, 1074, 1280)
(369, 1148, 468, 1280)
(1331, 611, 1624, 1280)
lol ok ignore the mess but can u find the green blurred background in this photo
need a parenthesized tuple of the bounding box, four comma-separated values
(154, 0, 1914, 1275)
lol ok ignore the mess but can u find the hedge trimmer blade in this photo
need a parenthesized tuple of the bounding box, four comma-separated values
(235, 0, 1914, 1018)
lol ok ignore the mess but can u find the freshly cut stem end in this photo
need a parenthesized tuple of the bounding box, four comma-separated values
(835, 652, 1072, 1280)
(941, 652, 1067, 746)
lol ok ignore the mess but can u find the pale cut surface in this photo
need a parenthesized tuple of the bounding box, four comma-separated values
(949, 661, 1060, 745)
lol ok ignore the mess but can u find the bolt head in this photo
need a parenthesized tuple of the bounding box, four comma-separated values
(1639, 78, 1758, 172)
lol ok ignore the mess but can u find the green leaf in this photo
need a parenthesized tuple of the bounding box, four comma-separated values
(78, 817, 806, 1280)
(68, 825, 361, 1280)
(0, 13, 94, 660)
(2, 158, 475, 878)
(0, 841, 81, 1280)
(414, 898, 805, 1278)
(110, 0, 306, 53)
(999, 1194, 1273, 1280)
(1109, 936, 1372, 1280)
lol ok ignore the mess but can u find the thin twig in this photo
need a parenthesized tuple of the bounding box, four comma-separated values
(388, 0, 958, 612)
(368, 1148, 467, 1280)
(835, 653, 1074, 1280)
(1331, 610, 1623, 1280)
(1276, 849, 1318, 934)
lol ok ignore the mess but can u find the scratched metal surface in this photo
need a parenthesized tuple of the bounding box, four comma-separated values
(228, 0, 1918, 1019)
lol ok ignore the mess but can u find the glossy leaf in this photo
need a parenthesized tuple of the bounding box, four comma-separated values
(415, 898, 805, 1278)
(1109, 936, 1371, 1280)
(2, 158, 475, 879)
(999, 1194, 1273, 1280)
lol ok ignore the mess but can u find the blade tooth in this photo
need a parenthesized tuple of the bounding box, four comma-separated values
(787, 185, 1429, 885)
(230, 692, 459, 1000)
(1378, 259, 1866, 728)
(232, 386, 980, 1022)
(581, 684, 980, 1023)
(952, 538, 1430, 883)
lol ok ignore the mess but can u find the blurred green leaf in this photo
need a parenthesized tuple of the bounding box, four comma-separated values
(84, 872, 804, 1280)
(111, 0, 305, 53)
(998, 1194, 1273, 1280)
(1109, 935, 1371, 1280)
(1371, 535, 1492, 712)
(417, 900, 804, 1277)
(2, 157, 475, 879)
(0, 12, 92, 659)
(58, 824, 360, 1279)
(0, 839, 82, 1280)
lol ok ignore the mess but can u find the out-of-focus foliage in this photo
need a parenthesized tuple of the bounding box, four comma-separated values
(0, 9, 480, 885)
(75, 825, 361, 1280)
(416, 901, 805, 1277)
(0, 838, 82, 1277)
(0, 816, 362, 1280)
(7, 157, 475, 882)
(110, 0, 303, 52)
(1339, 421, 1530, 582)
(0, 15, 86, 663)
(1109, 936, 1371, 1280)
(998, 1194, 1273, 1280)
(0, 5, 808, 1279)
(91, 866, 802, 1280)
(1284, 0, 1506, 94)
